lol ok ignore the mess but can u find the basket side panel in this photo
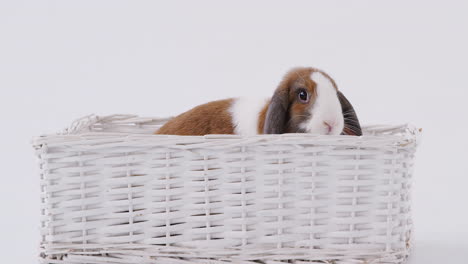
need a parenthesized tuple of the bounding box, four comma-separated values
(37, 135, 416, 264)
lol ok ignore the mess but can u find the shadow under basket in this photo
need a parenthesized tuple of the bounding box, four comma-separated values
(33, 114, 421, 264)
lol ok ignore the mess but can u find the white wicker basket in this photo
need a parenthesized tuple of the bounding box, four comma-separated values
(33, 114, 421, 264)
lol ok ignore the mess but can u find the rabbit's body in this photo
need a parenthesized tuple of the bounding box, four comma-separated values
(156, 97, 270, 136)
(156, 67, 362, 136)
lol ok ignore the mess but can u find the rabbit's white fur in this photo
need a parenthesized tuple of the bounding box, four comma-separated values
(229, 97, 269, 136)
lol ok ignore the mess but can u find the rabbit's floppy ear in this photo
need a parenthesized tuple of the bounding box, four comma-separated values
(263, 88, 289, 134)
(338, 91, 362, 136)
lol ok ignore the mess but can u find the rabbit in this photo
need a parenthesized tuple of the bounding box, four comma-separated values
(155, 67, 362, 136)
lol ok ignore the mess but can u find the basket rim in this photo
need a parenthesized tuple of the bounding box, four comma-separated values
(32, 114, 422, 148)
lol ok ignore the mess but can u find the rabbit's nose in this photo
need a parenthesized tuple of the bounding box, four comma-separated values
(324, 121, 334, 134)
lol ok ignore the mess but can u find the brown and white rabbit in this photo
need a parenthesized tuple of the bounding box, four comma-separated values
(156, 67, 361, 136)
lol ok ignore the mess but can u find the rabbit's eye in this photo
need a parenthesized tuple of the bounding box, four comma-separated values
(298, 89, 309, 103)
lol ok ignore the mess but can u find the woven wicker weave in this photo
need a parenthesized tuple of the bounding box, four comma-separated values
(33, 114, 421, 264)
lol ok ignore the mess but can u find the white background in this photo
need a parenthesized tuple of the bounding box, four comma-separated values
(1, 0, 467, 263)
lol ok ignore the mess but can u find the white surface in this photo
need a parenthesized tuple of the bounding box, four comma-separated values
(0, 0, 467, 263)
